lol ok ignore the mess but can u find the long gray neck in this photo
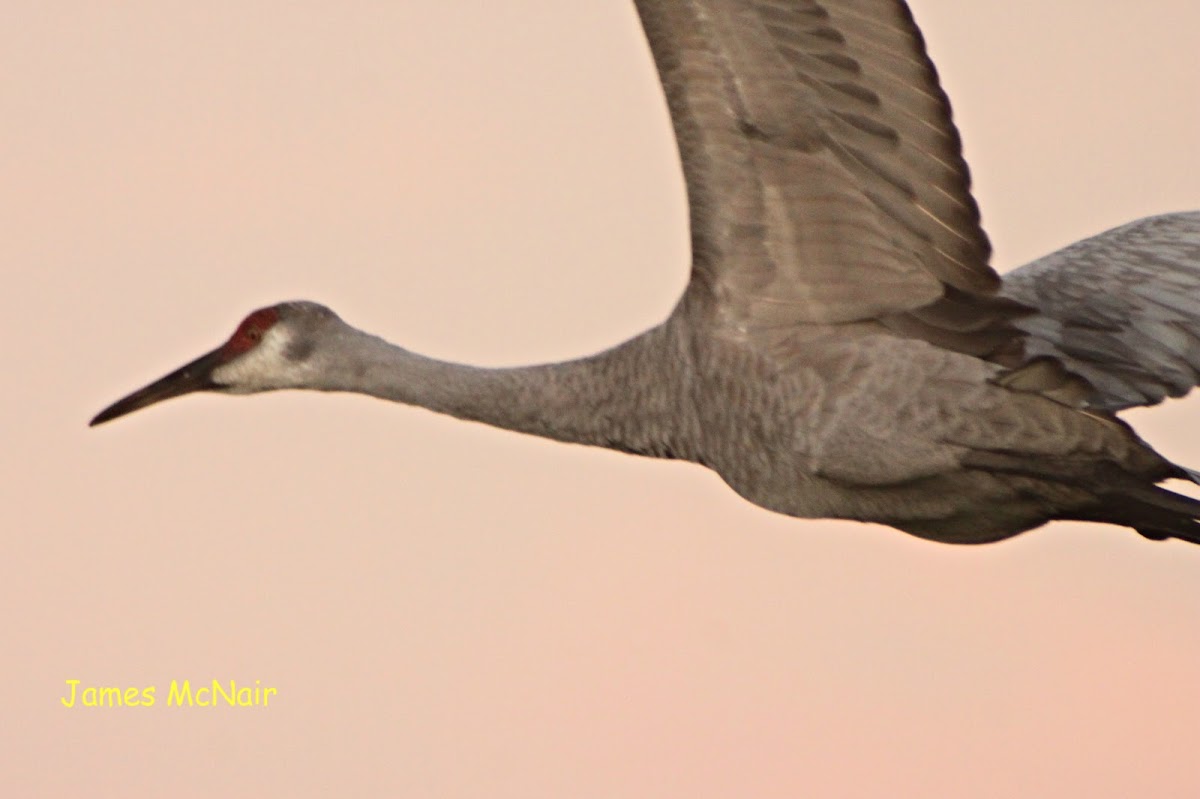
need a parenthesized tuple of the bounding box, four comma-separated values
(313, 318, 702, 461)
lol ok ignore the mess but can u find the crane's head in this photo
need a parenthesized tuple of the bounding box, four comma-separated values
(90, 301, 341, 426)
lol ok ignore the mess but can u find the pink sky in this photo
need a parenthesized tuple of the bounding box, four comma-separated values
(4, 1, 1200, 796)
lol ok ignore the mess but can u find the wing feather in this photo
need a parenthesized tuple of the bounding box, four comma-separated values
(634, 0, 1014, 352)
(1002, 212, 1200, 410)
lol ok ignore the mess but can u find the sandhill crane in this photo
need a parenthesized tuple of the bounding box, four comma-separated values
(92, 1, 1200, 546)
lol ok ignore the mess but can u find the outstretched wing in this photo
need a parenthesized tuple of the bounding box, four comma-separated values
(634, 0, 1024, 356)
(1002, 212, 1200, 411)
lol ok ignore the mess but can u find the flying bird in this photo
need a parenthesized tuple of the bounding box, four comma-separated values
(92, 1, 1200, 546)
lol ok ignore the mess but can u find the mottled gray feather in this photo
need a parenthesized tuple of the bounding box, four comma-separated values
(1003, 212, 1200, 410)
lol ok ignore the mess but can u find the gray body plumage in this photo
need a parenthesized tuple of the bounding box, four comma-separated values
(92, 1, 1200, 546)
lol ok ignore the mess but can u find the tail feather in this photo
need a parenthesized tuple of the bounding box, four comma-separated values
(1078, 483, 1200, 545)
(1175, 464, 1200, 486)
(963, 449, 1200, 544)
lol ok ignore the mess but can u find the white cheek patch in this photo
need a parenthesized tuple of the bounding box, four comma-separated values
(211, 326, 307, 393)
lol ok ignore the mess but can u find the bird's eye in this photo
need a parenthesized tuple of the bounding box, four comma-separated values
(247, 330, 262, 341)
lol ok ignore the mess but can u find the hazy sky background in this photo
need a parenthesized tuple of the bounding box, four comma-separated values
(4, 2, 1200, 796)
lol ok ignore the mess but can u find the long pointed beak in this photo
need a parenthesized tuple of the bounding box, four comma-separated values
(90, 348, 226, 427)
